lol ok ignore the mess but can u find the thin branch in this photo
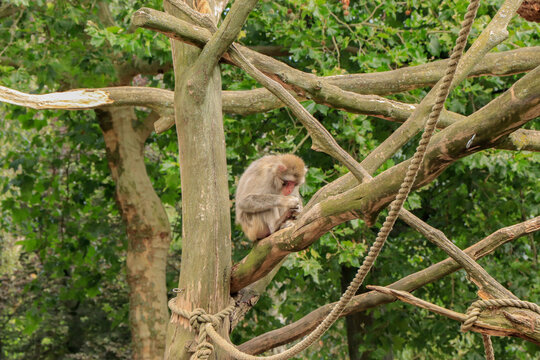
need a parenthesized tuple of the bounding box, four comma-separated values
(366, 286, 466, 322)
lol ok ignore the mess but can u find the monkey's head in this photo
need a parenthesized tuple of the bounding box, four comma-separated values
(274, 154, 306, 196)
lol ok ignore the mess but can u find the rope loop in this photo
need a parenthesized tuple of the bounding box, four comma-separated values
(461, 298, 540, 332)
(461, 298, 540, 360)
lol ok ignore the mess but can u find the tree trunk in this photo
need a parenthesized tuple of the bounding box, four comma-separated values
(163, 2, 232, 359)
(98, 107, 171, 360)
(341, 265, 371, 360)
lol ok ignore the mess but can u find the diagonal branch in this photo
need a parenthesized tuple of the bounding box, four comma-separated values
(195, 0, 259, 72)
(230, 65, 540, 293)
(307, 0, 527, 208)
(400, 212, 516, 300)
(238, 216, 540, 354)
(367, 286, 467, 322)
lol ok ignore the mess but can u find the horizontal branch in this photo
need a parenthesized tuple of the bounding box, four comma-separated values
(2, 84, 537, 154)
(131, 7, 540, 132)
(0, 85, 172, 111)
(238, 216, 540, 354)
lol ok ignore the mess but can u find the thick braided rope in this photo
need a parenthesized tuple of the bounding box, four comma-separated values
(168, 297, 235, 360)
(194, 2, 482, 359)
(482, 335, 494, 360)
(461, 299, 540, 332)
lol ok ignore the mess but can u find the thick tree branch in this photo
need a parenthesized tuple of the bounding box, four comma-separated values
(367, 286, 540, 346)
(324, 47, 540, 95)
(237, 216, 540, 354)
(0, 85, 174, 121)
(230, 65, 540, 293)
(2, 84, 537, 154)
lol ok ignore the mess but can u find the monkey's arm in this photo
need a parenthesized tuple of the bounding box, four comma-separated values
(237, 194, 299, 213)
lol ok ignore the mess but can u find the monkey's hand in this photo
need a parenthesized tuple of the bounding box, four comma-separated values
(289, 201, 303, 219)
(279, 219, 296, 230)
(280, 196, 301, 211)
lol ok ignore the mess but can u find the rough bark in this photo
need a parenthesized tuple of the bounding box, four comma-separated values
(163, 1, 232, 359)
(97, 107, 171, 360)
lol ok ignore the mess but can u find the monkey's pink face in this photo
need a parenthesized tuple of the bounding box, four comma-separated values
(282, 181, 296, 196)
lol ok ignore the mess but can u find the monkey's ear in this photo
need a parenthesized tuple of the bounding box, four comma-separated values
(277, 163, 287, 173)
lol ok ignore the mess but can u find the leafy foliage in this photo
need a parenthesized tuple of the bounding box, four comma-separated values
(0, 0, 538, 359)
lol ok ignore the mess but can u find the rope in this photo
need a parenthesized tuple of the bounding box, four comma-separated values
(461, 298, 540, 360)
(461, 298, 540, 332)
(168, 297, 235, 360)
(461, 299, 540, 360)
(170, 0, 481, 358)
(482, 335, 494, 360)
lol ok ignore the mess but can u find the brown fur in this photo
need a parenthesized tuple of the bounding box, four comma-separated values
(235, 154, 306, 241)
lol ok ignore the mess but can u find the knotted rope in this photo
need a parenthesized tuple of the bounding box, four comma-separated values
(461, 298, 540, 332)
(461, 298, 540, 360)
(168, 296, 235, 360)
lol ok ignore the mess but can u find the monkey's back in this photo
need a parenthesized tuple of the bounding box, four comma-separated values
(235, 155, 282, 239)
(235, 155, 279, 200)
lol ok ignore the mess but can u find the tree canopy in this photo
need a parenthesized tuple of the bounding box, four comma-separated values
(0, 0, 539, 359)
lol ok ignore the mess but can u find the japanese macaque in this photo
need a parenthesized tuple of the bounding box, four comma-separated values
(235, 154, 307, 241)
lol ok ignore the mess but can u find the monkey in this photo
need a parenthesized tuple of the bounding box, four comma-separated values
(235, 154, 307, 241)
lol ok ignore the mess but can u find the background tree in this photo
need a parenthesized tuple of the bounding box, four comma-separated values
(1, 0, 539, 359)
